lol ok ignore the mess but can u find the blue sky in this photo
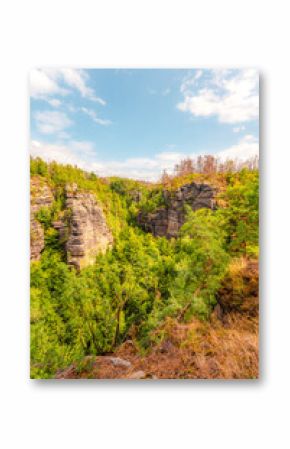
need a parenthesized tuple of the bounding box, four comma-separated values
(30, 68, 259, 180)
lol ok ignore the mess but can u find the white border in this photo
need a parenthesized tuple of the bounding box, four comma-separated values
(0, 1, 289, 448)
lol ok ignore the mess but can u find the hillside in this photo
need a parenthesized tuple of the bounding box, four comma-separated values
(30, 157, 259, 379)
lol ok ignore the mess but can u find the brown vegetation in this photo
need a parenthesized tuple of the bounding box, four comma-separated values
(56, 312, 258, 380)
(161, 154, 259, 189)
(173, 155, 259, 177)
(117, 314, 258, 379)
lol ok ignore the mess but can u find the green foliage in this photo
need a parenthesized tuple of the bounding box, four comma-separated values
(138, 209, 229, 347)
(30, 158, 259, 377)
(30, 157, 48, 176)
(138, 187, 166, 214)
(218, 169, 259, 256)
(30, 251, 116, 378)
(172, 209, 229, 317)
(35, 207, 52, 229)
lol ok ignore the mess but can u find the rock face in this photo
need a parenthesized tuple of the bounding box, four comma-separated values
(30, 179, 113, 269)
(57, 184, 113, 270)
(137, 181, 216, 238)
(30, 177, 54, 260)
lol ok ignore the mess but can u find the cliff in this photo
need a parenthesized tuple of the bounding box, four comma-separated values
(30, 178, 113, 268)
(30, 177, 54, 260)
(54, 184, 113, 270)
(137, 181, 216, 238)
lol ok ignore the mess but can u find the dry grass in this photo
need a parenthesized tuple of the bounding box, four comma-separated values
(116, 313, 258, 379)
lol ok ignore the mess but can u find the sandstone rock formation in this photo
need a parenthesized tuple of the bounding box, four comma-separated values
(55, 184, 113, 270)
(137, 181, 216, 238)
(30, 177, 54, 260)
(30, 179, 113, 268)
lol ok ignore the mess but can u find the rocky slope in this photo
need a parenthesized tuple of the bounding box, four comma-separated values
(137, 181, 216, 238)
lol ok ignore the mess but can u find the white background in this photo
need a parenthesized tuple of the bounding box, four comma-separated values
(0, 1, 289, 447)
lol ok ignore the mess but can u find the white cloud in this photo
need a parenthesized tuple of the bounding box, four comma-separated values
(31, 140, 79, 166)
(30, 69, 67, 98)
(101, 152, 186, 181)
(81, 107, 112, 126)
(34, 110, 73, 135)
(217, 134, 259, 162)
(30, 140, 101, 172)
(30, 139, 184, 181)
(177, 69, 259, 124)
(30, 68, 106, 105)
(58, 69, 106, 104)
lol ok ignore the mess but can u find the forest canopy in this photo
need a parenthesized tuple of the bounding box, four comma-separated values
(30, 157, 259, 378)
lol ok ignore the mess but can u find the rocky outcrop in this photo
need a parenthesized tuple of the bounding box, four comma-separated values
(30, 177, 54, 260)
(55, 184, 113, 270)
(30, 179, 113, 268)
(137, 181, 216, 238)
